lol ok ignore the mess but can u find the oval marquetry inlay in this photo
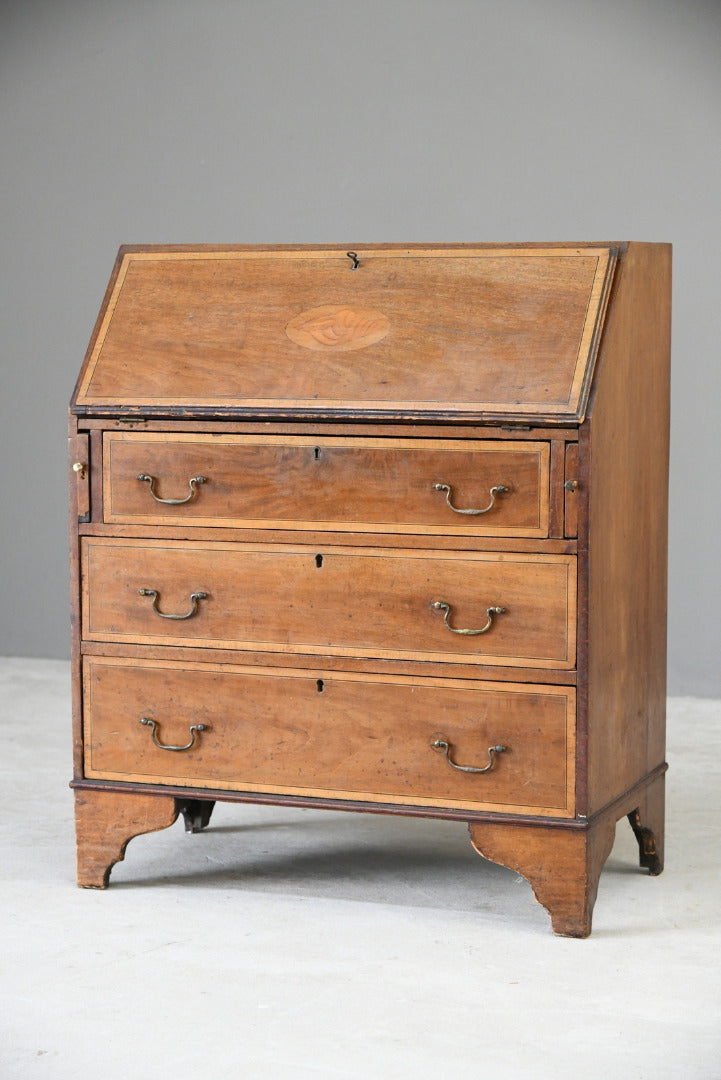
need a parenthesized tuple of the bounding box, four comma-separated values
(286, 304, 390, 352)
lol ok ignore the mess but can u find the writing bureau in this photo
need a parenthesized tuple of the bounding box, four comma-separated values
(69, 242, 670, 936)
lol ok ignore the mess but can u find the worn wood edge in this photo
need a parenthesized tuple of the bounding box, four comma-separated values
(102, 432, 557, 448)
(79, 640, 578, 685)
(82, 652, 576, 696)
(79, 418, 581, 440)
(80, 635, 575, 670)
(580, 762, 667, 826)
(79, 774, 575, 818)
(70, 778, 582, 827)
(69, 763, 664, 829)
(79, 523, 577, 556)
(80, 533, 577, 562)
(72, 404, 596, 425)
(99, 520, 552, 541)
(572, 247, 619, 424)
(69, 248, 126, 411)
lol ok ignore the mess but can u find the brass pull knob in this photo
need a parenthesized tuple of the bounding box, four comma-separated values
(139, 717, 207, 752)
(432, 600, 505, 635)
(137, 473, 206, 505)
(432, 482, 509, 516)
(430, 736, 506, 774)
(564, 479, 578, 492)
(139, 588, 207, 620)
(72, 462, 86, 477)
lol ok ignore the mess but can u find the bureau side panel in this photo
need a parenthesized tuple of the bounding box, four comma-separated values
(583, 242, 671, 815)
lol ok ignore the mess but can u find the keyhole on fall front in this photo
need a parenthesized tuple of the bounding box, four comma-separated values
(316, 679, 324, 693)
(314, 447, 321, 460)
(315, 554, 323, 568)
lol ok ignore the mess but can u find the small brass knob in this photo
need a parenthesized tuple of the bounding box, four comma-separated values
(564, 479, 578, 492)
(72, 462, 86, 477)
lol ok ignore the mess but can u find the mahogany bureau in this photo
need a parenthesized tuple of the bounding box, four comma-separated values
(69, 242, 671, 936)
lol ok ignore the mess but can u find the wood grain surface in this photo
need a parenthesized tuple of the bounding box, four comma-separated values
(81, 537, 576, 668)
(103, 432, 550, 537)
(74, 788, 179, 888)
(73, 245, 616, 423)
(68, 239, 669, 936)
(580, 242, 671, 814)
(82, 656, 575, 815)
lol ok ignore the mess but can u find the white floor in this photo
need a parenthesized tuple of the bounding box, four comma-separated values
(1, 658, 719, 1079)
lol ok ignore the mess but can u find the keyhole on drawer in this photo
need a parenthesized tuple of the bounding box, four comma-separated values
(314, 447, 321, 460)
(315, 554, 323, 568)
(316, 679, 324, 693)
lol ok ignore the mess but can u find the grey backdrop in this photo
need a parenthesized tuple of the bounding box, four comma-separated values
(2, 0, 720, 695)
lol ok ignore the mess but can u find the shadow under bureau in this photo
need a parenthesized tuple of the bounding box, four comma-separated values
(69, 242, 670, 936)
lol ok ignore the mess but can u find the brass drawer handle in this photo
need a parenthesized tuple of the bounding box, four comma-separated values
(431, 736, 506, 774)
(137, 473, 206, 504)
(139, 588, 207, 620)
(432, 600, 505, 635)
(139, 717, 207, 752)
(432, 482, 509, 516)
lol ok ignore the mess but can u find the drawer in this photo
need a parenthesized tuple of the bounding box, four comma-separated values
(83, 657, 576, 816)
(103, 433, 550, 537)
(82, 538, 576, 668)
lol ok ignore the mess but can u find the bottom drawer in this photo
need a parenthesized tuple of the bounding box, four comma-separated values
(83, 657, 576, 816)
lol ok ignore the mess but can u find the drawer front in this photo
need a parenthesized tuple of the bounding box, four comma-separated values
(82, 538, 576, 668)
(83, 657, 576, 816)
(103, 433, 550, 537)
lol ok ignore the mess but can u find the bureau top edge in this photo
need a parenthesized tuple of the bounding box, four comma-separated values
(114, 241, 632, 255)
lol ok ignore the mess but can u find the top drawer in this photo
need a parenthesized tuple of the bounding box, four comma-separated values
(103, 433, 550, 537)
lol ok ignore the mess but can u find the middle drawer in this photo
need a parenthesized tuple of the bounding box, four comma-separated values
(82, 538, 576, 668)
